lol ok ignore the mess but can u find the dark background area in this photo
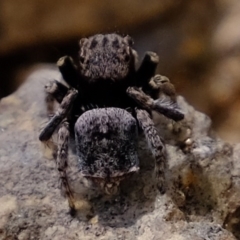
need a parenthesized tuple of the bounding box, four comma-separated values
(1, 0, 240, 142)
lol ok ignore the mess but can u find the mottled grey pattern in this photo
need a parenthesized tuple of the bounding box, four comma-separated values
(75, 108, 139, 178)
(79, 34, 134, 80)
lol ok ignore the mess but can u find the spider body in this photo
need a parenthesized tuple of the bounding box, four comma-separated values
(64, 34, 137, 110)
(75, 107, 139, 195)
(39, 33, 184, 214)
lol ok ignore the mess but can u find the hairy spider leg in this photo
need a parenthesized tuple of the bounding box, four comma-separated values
(135, 109, 167, 193)
(57, 121, 76, 215)
(44, 80, 69, 117)
(57, 56, 79, 89)
(39, 89, 78, 141)
(148, 74, 175, 100)
(136, 51, 159, 90)
(127, 86, 184, 121)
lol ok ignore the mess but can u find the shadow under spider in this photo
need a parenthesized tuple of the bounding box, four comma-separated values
(67, 139, 158, 228)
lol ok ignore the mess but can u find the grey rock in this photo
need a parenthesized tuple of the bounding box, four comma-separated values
(0, 65, 238, 240)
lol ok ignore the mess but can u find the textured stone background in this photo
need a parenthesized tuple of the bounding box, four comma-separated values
(0, 67, 239, 239)
(1, 1, 240, 239)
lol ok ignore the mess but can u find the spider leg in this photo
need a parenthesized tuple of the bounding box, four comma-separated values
(44, 80, 69, 117)
(57, 56, 79, 89)
(45, 80, 69, 103)
(136, 51, 159, 89)
(135, 108, 167, 193)
(45, 94, 55, 118)
(127, 87, 184, 121)
(39, 88, 78, 141)
(148, 74, 177, 100)
(56, 121, 76, 215)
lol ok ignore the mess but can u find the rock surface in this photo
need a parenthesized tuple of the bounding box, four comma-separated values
(0, 66, 239, 239)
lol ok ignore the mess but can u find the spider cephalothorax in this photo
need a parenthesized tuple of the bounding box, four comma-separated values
(79, 34, 135, 81)
(39, 33, 184, 214)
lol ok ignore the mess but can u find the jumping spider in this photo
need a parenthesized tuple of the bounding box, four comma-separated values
(39, 33, 184, 214)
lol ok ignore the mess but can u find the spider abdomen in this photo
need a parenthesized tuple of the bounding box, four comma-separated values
(74, 108, 139, 180)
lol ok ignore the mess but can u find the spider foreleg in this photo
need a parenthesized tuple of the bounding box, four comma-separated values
(45, 80, 69, 103)
(136, 51, 159, 89)
(127, 87, 184, 121)
(148, 74, 177, 100)
(39, 88, 78, 141)
(57, 56, 79, 89)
